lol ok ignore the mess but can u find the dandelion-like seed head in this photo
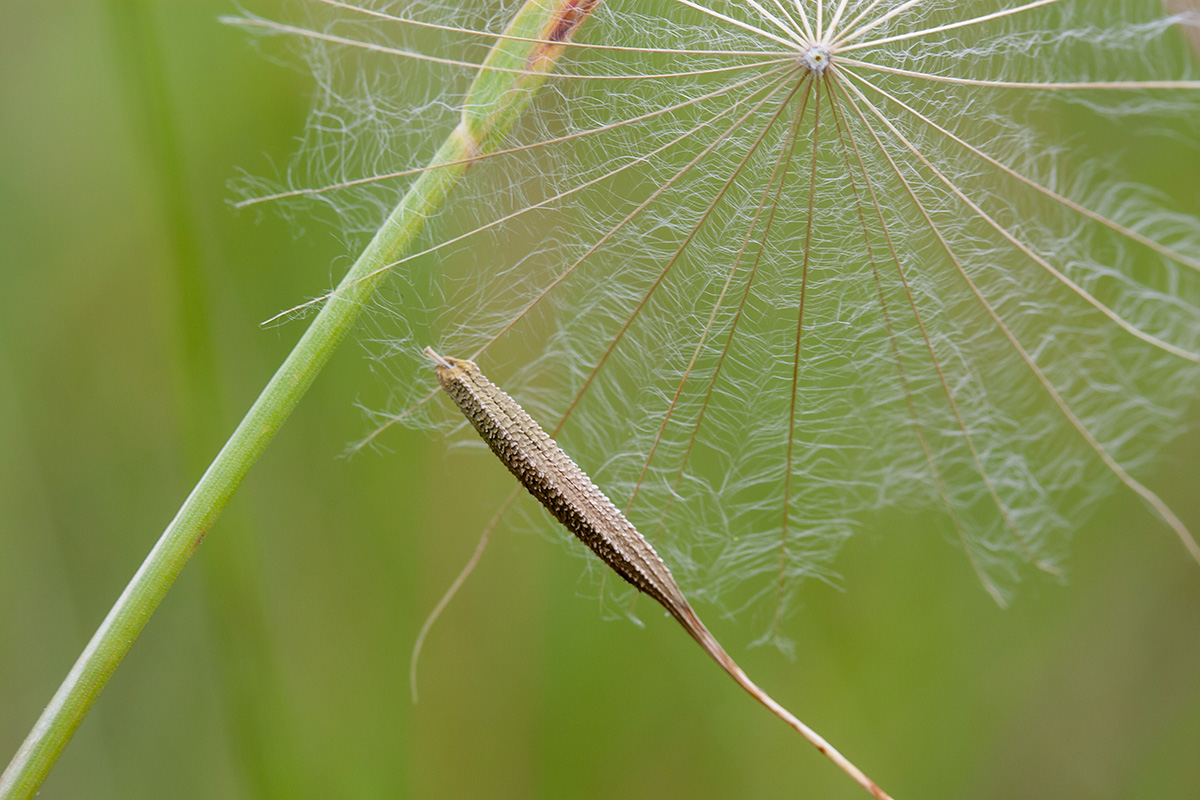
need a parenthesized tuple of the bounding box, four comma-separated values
(801, 43, 832, 76)
(236, 0, 1200, 645)
(230, 2, 1200, 789)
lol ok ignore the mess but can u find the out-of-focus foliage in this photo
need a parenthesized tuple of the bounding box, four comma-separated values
(0, 2, 1197, 799)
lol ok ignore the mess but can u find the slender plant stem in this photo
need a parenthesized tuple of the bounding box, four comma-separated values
(0, 2, 600, 797)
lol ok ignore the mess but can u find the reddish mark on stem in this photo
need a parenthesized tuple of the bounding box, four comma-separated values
(528, 0, 602, 67)
(548, 0, 600, 42)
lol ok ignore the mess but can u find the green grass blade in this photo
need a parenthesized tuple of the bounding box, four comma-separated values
(0, 2, 600, 797)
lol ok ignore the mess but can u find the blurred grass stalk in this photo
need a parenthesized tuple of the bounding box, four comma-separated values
(104, 1, 305, 796)
(0, 1, 601, 796)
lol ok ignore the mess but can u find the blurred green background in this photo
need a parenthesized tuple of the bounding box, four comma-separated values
(1, 2, 1198, 798)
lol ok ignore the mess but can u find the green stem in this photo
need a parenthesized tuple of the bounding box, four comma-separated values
(0, 2, 600, 796)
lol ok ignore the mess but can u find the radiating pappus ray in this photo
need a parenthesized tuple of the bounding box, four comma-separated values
(230, 0, 1200, 640)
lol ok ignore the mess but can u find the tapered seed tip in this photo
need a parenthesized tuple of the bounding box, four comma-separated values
(423, 347, 454, 369)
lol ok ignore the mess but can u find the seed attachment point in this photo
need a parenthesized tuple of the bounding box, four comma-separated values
(802, 44, 832, 76)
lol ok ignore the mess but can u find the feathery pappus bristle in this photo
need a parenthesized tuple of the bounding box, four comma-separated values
(237, 0, 1200, 642)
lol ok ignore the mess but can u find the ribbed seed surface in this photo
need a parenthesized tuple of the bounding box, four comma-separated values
(428, 350, 891, 800)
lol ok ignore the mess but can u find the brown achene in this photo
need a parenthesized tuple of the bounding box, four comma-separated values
(426, 347, 892, 800)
